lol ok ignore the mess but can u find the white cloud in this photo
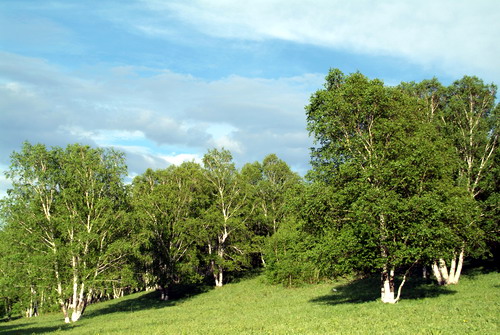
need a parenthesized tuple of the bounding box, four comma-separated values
(61, 127, 147, 146)
(141, 0, 500, 83)
(158, 153, 202, 166)
(210, 135, 243, 154)
(205, 123, 243, 153)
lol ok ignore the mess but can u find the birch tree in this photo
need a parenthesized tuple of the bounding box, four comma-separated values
(2, 142, 133, 323)
(202, 148, 253, 287)
(2, 143, 69, 319)
(258, 154, 301, 235)
(403, 77, 499, 284)
(433, 77, 499, 284)
(306, 69, 460, 303)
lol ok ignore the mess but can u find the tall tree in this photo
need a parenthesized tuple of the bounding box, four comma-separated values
(402, 77, 499, 284)
(131, 162, 209, 300)
(306, 69, 462, 303)
(258, 154, 301, 235)
(244, 154, 302, 268)
(435, 77, 499, 284)
(1, 142, 133, 322)
(202, 148, 253, 287)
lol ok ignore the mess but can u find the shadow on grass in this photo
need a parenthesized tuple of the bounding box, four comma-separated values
(0, 322, 79, 334)
(84, 283, 212, 319)
(310, 276, 456, 305)
(461, 258, 500, 279)
(0, 315, 22, 323)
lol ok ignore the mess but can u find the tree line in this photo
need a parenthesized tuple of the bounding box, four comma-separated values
(0, 69, 498, 322)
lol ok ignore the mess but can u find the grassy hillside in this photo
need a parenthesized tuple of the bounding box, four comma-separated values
(1, 269, 498, 334)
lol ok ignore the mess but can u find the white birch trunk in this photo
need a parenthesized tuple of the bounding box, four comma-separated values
(71, 309, 82, 322)
(432, 261, 444, 285)
(69, 300, 86, 322)
(432, 259, 449, 285)
(381, 268, 397, 304)
(68, 282, 86, 322)
(215, 267, 224, 287)
(448, 256, 457, 284)
(54, 260, 70, 323)
(454, 249, 464, 283)
(447, 249, 465, 284)
(382, 268, 408, 303)
(113, 284, 123, 299)
(379, 214, 397, 303)
(438, 258, 449, 282)
(26, 285, 39, 318)
(433, 248, 465, 285)
(71, 278, 78, 310)
(381, 278, 395, 303)
(214, 235, 226, 287)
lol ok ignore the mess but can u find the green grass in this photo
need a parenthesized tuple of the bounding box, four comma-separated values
(1, 270, 499, 334)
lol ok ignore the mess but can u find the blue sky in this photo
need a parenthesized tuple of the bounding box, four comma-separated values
(1, 0, 499, 196)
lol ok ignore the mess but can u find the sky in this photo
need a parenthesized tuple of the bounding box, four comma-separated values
(1, 0, 499, 197)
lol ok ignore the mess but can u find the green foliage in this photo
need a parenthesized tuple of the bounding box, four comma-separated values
(0, 142, 135, 320)
(298, 69, 497, 299)
(479, 144, 500, 261)
(264, 219, 320, 286)
(309, 71, 444, 250)
(131, 162, 210, 297)
(201, 148, 257, 286)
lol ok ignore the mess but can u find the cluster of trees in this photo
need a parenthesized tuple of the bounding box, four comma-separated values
(0, 69, 498, 322)
(295, 70, 498, 303)
(0, 145, 300, 322)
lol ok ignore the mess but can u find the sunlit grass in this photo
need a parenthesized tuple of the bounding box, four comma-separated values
(1, 269, 498, 334)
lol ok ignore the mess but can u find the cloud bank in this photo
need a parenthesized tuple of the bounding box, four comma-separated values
(139, 0, 500, 83)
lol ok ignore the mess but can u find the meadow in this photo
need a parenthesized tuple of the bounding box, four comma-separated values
(1, 268, 498, 334)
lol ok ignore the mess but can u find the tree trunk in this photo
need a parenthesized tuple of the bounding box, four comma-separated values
(379, 214, 397, 303)
(70, 307, 83, 323)
(214, 265, 224, 287)
(70, 297, 86, 322)
(26, 285, 39, 318)
(432, 261, 443, 285)
(447, 248, 465, 284)
(432, 259, 449, 285)
(113, 283, 123, 299)
(432, 248, 465, 285)
(63, 311, 70, 324)
(160, 286, 169, 301)
(381, 267, 397, 304)
(55, 269, 70, 323)
(213, 241, 225, 287)
(70, 282, 86, 322)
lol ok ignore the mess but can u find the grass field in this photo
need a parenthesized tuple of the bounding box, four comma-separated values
(1, 268, 498, 334)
